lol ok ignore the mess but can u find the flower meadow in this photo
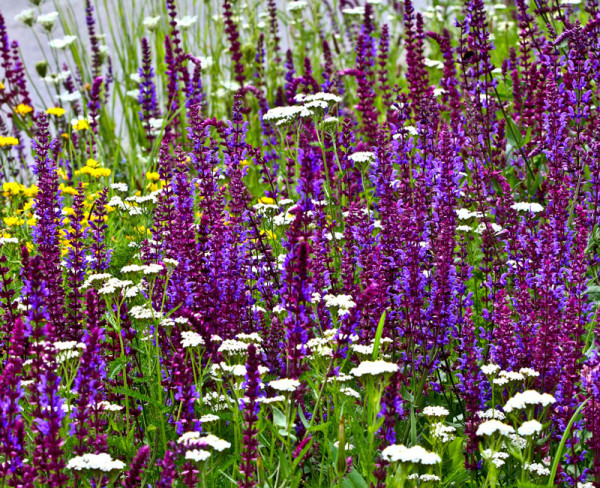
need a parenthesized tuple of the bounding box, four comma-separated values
(0, 0, 599, 486)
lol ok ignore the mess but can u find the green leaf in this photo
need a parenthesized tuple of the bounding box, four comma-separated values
(272, 406, 287, 429)
(342, 469, 368, 488)
(548, 397, 590, 487)
(371, 310, 387, 361)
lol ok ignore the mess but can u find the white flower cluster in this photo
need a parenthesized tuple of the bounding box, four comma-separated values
(323, 294, 356, 316)
(422, 406, 449, 418)
(456, 208, 484, 220)
(476, 420, 515, 437)
(518, 419, 543, 436)
(350, 360, 399, 377)
(212, 362, 269, 378)
(348, 152, 376, 164)
(185, 449, 211, 462)
(340, 387, 361, 399)
(269, 378, 301, 392)
(0, 237, 18, 245)
(67, 453, 125, 472)
(477, 409, 506, 420)
(37, 12, 59, 31)
(218, 339, 261, 354)
(130, 305, 162, 320)
(235, 332, 263, 343)
(481, 363, 500, 375)
(181, 331, 205, 348)
(431, 423, 456, 443)
(110, 183, 128, 192)
(381, 444, 441, 465)
(177, 432, 231, 451)
(260, 395, 286, 404)
(511, 202, 544, 213)
(525, 462, 550, 476)
(200, 414, 220, 423)
(97, 401, 124, 412)
(49, 35, 77, 50)
(504, 390, 556, 413)
(482, 449, 510, 468)
(263, 106, 311, 126)
(408, 474, 441, 482)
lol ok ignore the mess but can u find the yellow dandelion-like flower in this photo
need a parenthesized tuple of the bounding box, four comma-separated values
(72, 119, 89, 131)
(26, 217, 36, 226)
(14, 104, 33, 116)
(3, 216, 23, 227)
(146, 171, 160, 181)
(46, 107, 66, 116)
(3, 182, 22, 197)
(241, 159, 251, 166)
(258, 196, 275, 205)
(22, 185, 38, 198)
(59, 184, 79, 196)
(86, 158, 99, 168)
(0, 136, 19, 147)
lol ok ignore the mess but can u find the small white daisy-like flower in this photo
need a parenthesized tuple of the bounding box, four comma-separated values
(519, 367, 540, 377)
(422, 406, 449, 418)
(37, 12, 59, 31)
(49, 35, 77, 50)
(143, 16, 161, 31)
(498, 370, 525, 382)
(493, 377, 509, 386)
(67, 453, 125, 472)
(517, 419, 543, 436)
(185, 449, 211, 462)
(350, 360, 399, 378)
(269, 378, 301, 392)
(381, 444, 441, 465)
(15, 9, 35, 26)
(323, 294, 356, 315)
(176, 15, 197, 29)
(200, 434, 231, 451)
(476, 420, 515, 437)
(143, 263, 163, 275)
(482, 449, 510, 468)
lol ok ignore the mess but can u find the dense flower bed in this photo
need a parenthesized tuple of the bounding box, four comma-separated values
(0, 0, 599, 486)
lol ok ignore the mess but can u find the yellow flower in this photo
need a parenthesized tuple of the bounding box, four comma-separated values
(23, 199, 34, 211)
(63, 207, 75, 216)
(22, 185, 38, 198)
(146, 171, 160, 181)
(0, 136, 19, 147)
(4, 216, 23, 227)
(26, 242, 34, 252)
(3, 182, 22, 197)
(258, 196, 275, 205)
(0, 82, 4, 90)
(59, 184, 79, 196)
(93, 167, 111, 178)
(14, 104, 33, 116)
(72, 119, 89, 131)
(26, 217, 36, 226)
(241, 159, 251, 166)
(86, 158, 99, 168)
(61, 133, 70, 139)
(46, 107, 66, 116)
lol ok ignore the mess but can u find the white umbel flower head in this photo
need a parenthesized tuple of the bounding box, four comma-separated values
(143, 16, 161, 31)
(67, 453, 125, 472)
(350, 360, 399, 377)
(481, 363, 500, 375)
(517, 419, 543, 436)
(511, 202, 544, 213)
(504, 390, 556, 413)
(37, 12, 59, 31)
(348, 152, 376, 164)
(49, 36, 77, 50)
(381, 444, 441, 465)
(269, 378, 301, 392)
(263, 106, 311, 125)
(476, 420, 515, 437)
(181, 331, 205, 348)
(422, 406, 449, 418)
(185, 449, 211, 462)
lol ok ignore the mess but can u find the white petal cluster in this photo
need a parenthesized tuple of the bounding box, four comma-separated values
(176, 15, 197, 29)
(295, 92, 342, 105)
(381, 444, 441, 465)
(422, 406, 449, 418)
(269, 378, 300, 392)
(67, 453, 125, 472)
(348, 152, 376, 164)
(323, 294, 356, 315)
(456, 208, 484, 220)
(504, 390, 556, 413)
(482, 449, 510, 468)
(130, 305, 161, 320)
(525, 463, 550, 476)
(519, 367, 540, 378)
(177, 432, 231, 451)
(340, 387, 361, 399)
(37, 12, 59, 31)
(431, 423, 456, 443)
(110, 183, 128, 192)
(143, 16, 161, 31)
(218, 339, 260, 354)
(49, 36, 77, 50)
(185, 449, 211, 462)
(476, 420, 515, 437)
(350, 360, 398, 378)
(97, 401, 124, 412)
(511, 202, 544, 213)
(477, 409, 506, 420)
(235, 332, 263, 343)
(263, 106, 311, 125)
(15, 9, 35, 26)
(181, 331, 205, 348)
(200, 414, 220, 423)
(481, 363, 500, 375)
(287, 1, 308, 11)
(518, 419, 543, 436)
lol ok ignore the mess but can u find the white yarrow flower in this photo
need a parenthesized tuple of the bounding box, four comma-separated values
(350, 360, 399, 377)
(518, 420, 543, 436)
(381, 444, 441, 464)
(49, 36, 77, 50)
(476, 420, 515, 437)
(67, 453, 125, 472)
